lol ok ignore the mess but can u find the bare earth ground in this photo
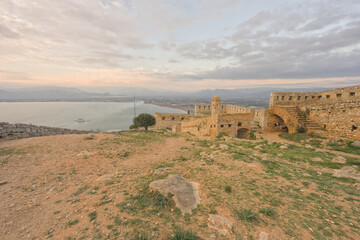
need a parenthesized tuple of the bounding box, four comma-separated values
(0, 131, 359, 240)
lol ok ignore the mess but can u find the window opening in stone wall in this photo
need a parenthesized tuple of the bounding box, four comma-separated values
(352, 125, 357, 131)
(305, 96, 308, 100)
(289, 96, 292, 100)
(297, 96, 301, 100)
(350, 92, 355, 97)
(181, 118, 184, 121)
(228, 124, 232, 127)
(318, 96, 322, 100)
(276, 96, 279, 100)
(220, 125, 224, 128)
(337, 93, 342, 98)
(171, 117, 175, 120)
(238, 122, 242, 126)
(312, 96, 315, 99)
(281, 96, 284, 100)
(162, 117, 165, 120)
(324, 124, 326, 129)
(326, 95, 330, 99)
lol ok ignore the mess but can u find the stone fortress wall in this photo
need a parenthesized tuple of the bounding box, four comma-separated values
(0, 122, 90, 140)
(269, 85, 360, 107)
(268, 85, 360, 139)
(156, 84, 360, 140)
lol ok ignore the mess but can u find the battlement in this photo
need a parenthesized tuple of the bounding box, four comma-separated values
(195, 104, 254, 116)
(270, 85, 360, 107)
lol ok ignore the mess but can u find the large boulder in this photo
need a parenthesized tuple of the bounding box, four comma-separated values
(149, 174, 200, 214)
(351, 141, 360, 148)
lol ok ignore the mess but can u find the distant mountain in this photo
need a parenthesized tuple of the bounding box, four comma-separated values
(192, 87, 329, 100)
(0, 86, 116, 101)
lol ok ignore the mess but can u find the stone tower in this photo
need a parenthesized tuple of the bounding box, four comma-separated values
(210, 96, 221, 137)
(211, 96, 221, 118)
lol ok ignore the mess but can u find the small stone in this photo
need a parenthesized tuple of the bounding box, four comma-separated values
(85, 133, 94, 140)
(219, 144, 229, 150)
(305, 144, 314, 149)
(155, 168, 171, 175)
(208, 214, 233, 236)
(351, 141, 360, 147)
(210, 145, 217, 149)
(259, 231, 269, 240)
(310, 157, 323, 162)
(255, 145, 263, 149)
(332, 156, 346, 164)
(96, 174, 114, 182)
(279, 145, 288, 149)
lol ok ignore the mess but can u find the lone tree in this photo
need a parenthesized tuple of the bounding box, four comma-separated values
(132, 113, 156, 131)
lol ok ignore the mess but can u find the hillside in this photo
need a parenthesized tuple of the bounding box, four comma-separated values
(0, 131, 359, 239)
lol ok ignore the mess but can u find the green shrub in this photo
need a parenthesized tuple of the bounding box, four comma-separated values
(259, 207, 275, 217)
(236, 209, 259, 223)
(225, 186, 232, 193)
(171, 228, 201, 240)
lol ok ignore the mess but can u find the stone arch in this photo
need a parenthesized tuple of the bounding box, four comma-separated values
(269, 106, 302, 133)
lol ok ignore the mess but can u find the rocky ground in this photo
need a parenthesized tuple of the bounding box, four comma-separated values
(0, 131, 359, 240)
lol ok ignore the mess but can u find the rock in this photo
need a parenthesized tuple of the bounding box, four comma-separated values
(208, 214, 233, 236)
(85, 133, 94, 140)
(0, 181, 9, 186)
(305, 144, 314, 149)
(332, 156, 346, 164)
(310, 157, 323, 162)
(96, 174, 114, 182)
(259, 232, 269, 240)
(351, 141, 360, 147)
(219, 144, 229, 150)
(155, 168, 171, 175)
(255, 145, 263, 149)
(210, 145, 217, 149)
(149, 174, 200, 214)
(333, 166, 360, 180)
(279, 145, 288, 149)
(277, 153, 284, 157)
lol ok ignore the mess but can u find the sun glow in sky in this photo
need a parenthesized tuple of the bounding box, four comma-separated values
(1, 0, 360, 91)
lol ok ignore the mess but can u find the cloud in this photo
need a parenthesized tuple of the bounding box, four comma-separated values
(176, 0, 360, 80)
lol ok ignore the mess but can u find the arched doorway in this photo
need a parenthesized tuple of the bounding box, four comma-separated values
(237, 128, 249, 139)
(269, 114, 288, 133)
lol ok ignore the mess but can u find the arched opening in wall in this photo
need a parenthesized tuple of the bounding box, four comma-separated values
(271, 114, 288, 133)
(352, 125, 357, 131)
(237, 128, 249, 139)
(161, 117, 165, 120)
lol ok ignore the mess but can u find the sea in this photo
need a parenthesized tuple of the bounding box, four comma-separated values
(0, 102, 184, 131)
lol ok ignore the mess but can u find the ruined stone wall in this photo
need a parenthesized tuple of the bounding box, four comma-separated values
(216, 113, 254, 137)
(0, 122, 90, 140)
(301, 100, 360, 139)
(195, 104, 254, 116)
(179, 117, 212, 136)
(154, 112, 193, 129)
(270, 85, 360, 107)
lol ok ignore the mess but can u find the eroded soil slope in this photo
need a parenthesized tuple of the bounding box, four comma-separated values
(0, 131, 359, 239)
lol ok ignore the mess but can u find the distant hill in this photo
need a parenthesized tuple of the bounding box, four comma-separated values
(0, 86, 116, 101)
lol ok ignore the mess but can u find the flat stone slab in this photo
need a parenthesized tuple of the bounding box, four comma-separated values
(333, 166, 360, 180)
(208, 214, 233, 236)
(149, 174, 200, 214)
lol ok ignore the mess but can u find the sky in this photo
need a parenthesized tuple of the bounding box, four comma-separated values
(0, 0, 360, 91)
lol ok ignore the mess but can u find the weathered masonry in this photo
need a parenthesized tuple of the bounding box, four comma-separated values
(155, 84, 360, 140)
(266, 85, 360, 139)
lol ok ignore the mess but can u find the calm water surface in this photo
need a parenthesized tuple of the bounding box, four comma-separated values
(0, 102, 184, 131)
